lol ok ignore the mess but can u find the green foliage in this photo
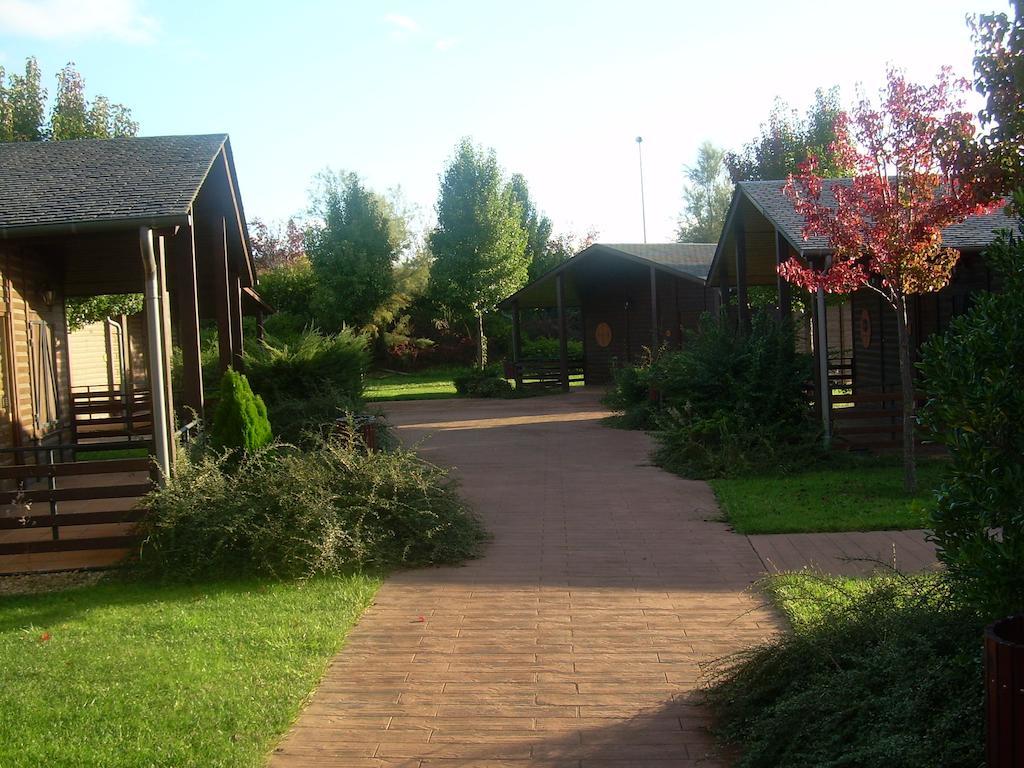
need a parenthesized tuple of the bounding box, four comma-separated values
(528, 231, 595, 281)
(726, 87, 852, 182)
(509, 173, 554, 273)
(306, 170, 408, 331)
(520, 335, 583, 360)
(429, 138, 530, 364)
(603, 313, 817, 477)
(209, 369, 273, 454)
(708, 573, 984, 768)
(138, 433, 486, 580)
(0, 57, 45, 141)
(676, 141, 733, 243)
(255, 256, 318, 326)
(453, 365, 513, 398)
(65, 293, 143, 331)
(919, 200, 1024, 616)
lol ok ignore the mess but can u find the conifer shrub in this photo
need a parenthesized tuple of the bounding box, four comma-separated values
(209, 369, 273, 453)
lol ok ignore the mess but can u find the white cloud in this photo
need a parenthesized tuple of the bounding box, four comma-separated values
(0, 0, 157, 44)
(434, 37, 456, 52)
(383, 12, 418, 34)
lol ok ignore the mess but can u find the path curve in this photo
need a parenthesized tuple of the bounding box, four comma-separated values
(271, 390, 779, 767)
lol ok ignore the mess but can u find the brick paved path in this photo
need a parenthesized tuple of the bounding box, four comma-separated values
(270, 391, 779, 767)
(748, 529, 939, 577)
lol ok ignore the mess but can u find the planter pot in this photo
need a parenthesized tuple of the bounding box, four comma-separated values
(985, 614, 1024, 767)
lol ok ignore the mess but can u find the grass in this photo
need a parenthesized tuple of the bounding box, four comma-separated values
(710, 455, 945, 534)
(0, 573, 381, 767)
(77, 447, 150, 461)
(363, 366, 465, 401)
(708, 571, 984, 768)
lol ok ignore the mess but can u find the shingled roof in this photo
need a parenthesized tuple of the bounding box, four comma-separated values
(739, 178, 1015, 253)
(0, 134, 229, 235)
(597, 243, 717, 280)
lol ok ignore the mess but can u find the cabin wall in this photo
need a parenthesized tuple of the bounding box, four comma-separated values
(851, 251, 992, 392)
(581, 272, 709, 384)
(0, 245, 74, 463)
(67, 314, 149, 392)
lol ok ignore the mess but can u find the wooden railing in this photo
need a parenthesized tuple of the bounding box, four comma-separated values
(509, 357, 585, 389)
(0, 457, 152, 558)
(830, 389, 925, 449)
(71, 387, 152, 450)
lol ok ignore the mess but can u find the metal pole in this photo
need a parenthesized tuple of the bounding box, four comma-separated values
(636, 136, 647, 244)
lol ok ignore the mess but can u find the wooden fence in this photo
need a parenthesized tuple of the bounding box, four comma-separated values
(71, 387, 152, 451)
(511, 357, 586, 390)
(830, 388, 925, 450)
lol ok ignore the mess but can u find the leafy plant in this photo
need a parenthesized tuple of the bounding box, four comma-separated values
(138, 430, 486, 580)
(453, 365, 513, 398)
(520, 335, 583, 360)
(209, 369, 272, 454)
(919, 196, 1024, 617)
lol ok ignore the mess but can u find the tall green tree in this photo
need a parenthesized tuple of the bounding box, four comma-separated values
(726, 87, 853, 181)
(0, 57, 46, 142)
(676, 141, 733, 243)
(429, 138, 529, 367)
(508, 174, 554, 275)
(305, 171, 408, 332)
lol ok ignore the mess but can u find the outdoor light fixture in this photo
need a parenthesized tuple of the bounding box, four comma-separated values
(39, 285, 55, 307)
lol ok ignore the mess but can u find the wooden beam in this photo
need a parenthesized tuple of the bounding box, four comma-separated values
(211, 217, 233, 373)
(555, 274, 569, 392)
(649, 265, 659, 352)
(229, 269, 244, 371)
(170, 224, 204, 418)
(735, 224, 749, 329)
(155, 236, 177, 463)
(775, 229, 792, 321)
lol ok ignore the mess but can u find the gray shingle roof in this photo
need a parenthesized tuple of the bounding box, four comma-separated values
(739, 178, 1014, 253)
(0, 134, 228, 233)
(599, 242, 717, 280)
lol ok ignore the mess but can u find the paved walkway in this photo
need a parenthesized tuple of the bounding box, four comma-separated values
(271, 391, 779, 767)
(748, 529, 938, 577)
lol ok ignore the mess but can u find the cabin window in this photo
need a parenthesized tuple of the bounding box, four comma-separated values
(28, 320, 60, 432)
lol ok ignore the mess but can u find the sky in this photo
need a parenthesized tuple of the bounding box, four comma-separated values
(0, 0, 1004, 244)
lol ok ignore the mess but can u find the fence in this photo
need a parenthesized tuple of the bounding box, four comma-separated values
(71, 386, 152, 452)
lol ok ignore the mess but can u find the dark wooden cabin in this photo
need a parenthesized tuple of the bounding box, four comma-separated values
(499, 243, 718, 387)
(0, 134, 267, 572)
(706, 179, 1013, 449)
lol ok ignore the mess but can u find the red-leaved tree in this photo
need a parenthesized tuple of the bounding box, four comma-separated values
(781, 68, 999, 491)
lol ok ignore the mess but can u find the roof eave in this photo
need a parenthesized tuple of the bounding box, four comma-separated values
(0, 214, 191, 240)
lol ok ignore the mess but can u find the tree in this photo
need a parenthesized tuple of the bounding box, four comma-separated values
(305, 171, 408, 332)
(726, 87, 853, 181)
(428, 138, 529, 367)
(250, 217, 306, 273)
(676, 141, 733, 242)
(49, 62, 137, 140)
(529, 229, 597, 280)
(508, 174, 554, 272)
(781, 68, 998, 492)
(971, 0, 1024, 196)
(0, 57, 46, 142)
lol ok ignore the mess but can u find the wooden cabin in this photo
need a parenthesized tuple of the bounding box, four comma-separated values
(0, 134, 267, 572)
(499, 243, 718, 386)
(706, 179, 1013, 449)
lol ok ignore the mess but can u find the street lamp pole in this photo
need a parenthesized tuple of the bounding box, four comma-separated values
(636, 136, 647, 244)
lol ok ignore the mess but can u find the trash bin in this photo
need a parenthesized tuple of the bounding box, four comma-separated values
(985, 614, 1024, 767)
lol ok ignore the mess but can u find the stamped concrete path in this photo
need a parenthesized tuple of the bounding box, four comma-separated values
(271, 390, 780, 767)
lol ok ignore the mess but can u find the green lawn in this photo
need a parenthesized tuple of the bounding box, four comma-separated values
(364, 366, 465, 401)
(0, 574, 381, 767)
(710, 455, 944, 534)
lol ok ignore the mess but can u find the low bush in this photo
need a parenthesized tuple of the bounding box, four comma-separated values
(453, 365, 513, 398)
(708, 572, 984, 768)
(520, 336, 584, 360)
(209, 369, 272, 453)
(138, 431, 486, 580)
(920, 198, 1024, 617)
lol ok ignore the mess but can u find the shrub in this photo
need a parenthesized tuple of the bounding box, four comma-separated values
(604, 312, 818, 477)
(920, 199, 1024, 617)
(520, 336, 584, 360)
(209, 369, 273, 453)
(707, 572, 984, 768)
(244, 328, 370, 440)
(453, 365, 513, 398)
(138, 431, 486, 580)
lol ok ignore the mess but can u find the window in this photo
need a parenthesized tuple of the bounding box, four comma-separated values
(28, 321, 60, 432)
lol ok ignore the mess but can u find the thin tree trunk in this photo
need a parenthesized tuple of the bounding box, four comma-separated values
(894, 294, 918, 493)
(476, 311, 487, 370)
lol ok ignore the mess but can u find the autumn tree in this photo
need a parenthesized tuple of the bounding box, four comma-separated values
(676, 141, 732, 242)
(727, 87, 853, 181)
(249, 217, 306, 273)
(781, 68, 998, 491)
(429, 139, 529, 368)
(305, 171, 409, 332)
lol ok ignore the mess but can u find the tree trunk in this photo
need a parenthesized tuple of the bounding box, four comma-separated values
(476, 311, 487, 370)
(894, 294, 918, 493)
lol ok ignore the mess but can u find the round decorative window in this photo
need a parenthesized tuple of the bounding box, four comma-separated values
(859, 308, 872, 349)
(595, 322, 612, 348)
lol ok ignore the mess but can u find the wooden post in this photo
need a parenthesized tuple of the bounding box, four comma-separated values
(735, 224, 749, 330)
(156, 236, 177, 463)
(510, 300, 523, 388)
(171, 224, 204, 420)
(776, 229, 792, 321)
(255, 310, 265, 342)
(229, 270, 244, 371)
(212, 217, 233, 373)
(813, 257, 832, 445)
(556, 274, 570, 392)
(649, 265, 659, 352)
